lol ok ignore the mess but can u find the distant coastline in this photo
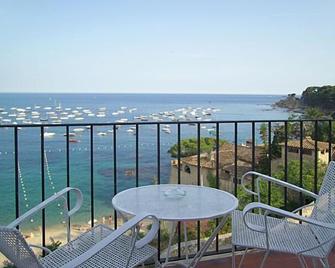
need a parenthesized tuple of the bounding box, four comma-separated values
(272, 85, 335, 117)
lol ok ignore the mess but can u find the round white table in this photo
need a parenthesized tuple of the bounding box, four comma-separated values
(112, 184, 238, 267)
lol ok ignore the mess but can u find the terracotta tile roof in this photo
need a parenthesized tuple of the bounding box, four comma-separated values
(281, 137, 334, 151)
(180, 144, 262, 169)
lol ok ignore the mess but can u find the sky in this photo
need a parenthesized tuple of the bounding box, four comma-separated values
(0, 0, 334, 94)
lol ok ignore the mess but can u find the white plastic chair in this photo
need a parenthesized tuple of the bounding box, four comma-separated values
(0, 187, 160, 268)
(232, 161, 335, 268)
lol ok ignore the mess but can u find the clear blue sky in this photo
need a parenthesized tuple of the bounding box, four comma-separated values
(0, 0, 334, 94)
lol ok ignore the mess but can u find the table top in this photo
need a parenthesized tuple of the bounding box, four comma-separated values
(112, 184, 238, 221)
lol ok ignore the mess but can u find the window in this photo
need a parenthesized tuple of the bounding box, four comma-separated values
(184, 165, 191, 174)
(288, 147, 299, 153)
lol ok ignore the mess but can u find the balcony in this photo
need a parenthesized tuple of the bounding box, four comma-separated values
(0, 119, 334, 267)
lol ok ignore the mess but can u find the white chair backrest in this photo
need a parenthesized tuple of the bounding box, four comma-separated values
(310, 161, 335, 255)
(0, 227, 42, 268)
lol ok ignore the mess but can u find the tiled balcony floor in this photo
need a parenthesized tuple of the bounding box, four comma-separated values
(196, 251, 335, 268)
(165, 250, 335, 267)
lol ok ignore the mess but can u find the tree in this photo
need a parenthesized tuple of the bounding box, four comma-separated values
(168, 137, 226, 158)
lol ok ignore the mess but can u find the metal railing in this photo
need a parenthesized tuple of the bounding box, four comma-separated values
(0, 118, 333, 262)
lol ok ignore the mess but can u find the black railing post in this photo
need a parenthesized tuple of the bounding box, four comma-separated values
(40, 126, 46, 250)
(328, 120, 333, 162)
(284, 122, 288, 210)
(156, 123, 161, 260)
(234, 122, 238, 197)
(329, 120, 332, 163)
(267, 122, 272, 205)
(14, 127, 19, 224)
(197, 123, 201, 252)
(66, 125, 71, 228)
(136, 124, 139, 187)
(251, 122, 255, 202)
(215, 122, 220, 252)
(177, 123, 181, 258)
(299, 121, 304, 211)
(113, 124, 117, 230)
(314, 121, 318, 194)
(90, 125, 94, 228)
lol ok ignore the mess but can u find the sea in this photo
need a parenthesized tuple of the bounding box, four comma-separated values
(0, 93, 292, 237)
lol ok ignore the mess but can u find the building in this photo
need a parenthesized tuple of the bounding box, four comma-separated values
(279, 136, 335, 165)
(169, 143, 262, 193)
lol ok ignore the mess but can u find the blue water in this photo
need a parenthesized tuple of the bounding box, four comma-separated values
(0, 94, 291, 234)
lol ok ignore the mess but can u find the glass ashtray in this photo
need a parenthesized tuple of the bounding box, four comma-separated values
(163, 187, 186, 199)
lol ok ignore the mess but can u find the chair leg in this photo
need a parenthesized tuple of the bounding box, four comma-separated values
(312, 257, 317, 268)
(232, 245, 236, 268)
(154, 254, 161, 268)
(322, 257, 330, 268)
(297, 255, 307, 268)
(238, 248, 249, 268)
(259, 250, 270, 268)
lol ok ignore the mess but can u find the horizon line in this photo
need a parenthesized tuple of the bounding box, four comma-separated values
(0, 91, 290, 96)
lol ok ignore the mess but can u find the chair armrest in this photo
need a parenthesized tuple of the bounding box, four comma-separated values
(243, 202, 335, 233)
(241, 171, 318, 200)
(291, 202, 315, 214)
(8, 187, 83, 228)
(60, 213, 159, 268)
(29, 244, 52, 255)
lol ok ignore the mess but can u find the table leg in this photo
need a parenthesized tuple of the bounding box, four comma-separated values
(188, 215, 228, 267)
(164, 221, 177, 265)
(163, 216, 229, 268)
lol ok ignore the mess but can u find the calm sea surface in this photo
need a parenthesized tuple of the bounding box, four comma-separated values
(0, 94, 292, 232)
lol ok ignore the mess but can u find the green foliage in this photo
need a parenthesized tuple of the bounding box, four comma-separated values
(2, 261, 15, 268)
(301, 85, 335, 110)
(238, 159, 328, 211)
(168, 137, 225, 158)
(207, 171, 217, 188)
(237, 182, 284, 210)
(45, 237, 62, 252)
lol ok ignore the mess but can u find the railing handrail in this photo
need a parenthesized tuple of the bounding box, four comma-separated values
(0, 118, 334, 128)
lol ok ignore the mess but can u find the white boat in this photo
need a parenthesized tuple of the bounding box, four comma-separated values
(96, 113, 106, 117)
(88, 113, 95, 117)
(44, 132, 55, 138)
(162, 127, 171, 134)
(97, 132, 107, 136)
(73, 128, 85, 133)
(74, 117, 84, 121)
